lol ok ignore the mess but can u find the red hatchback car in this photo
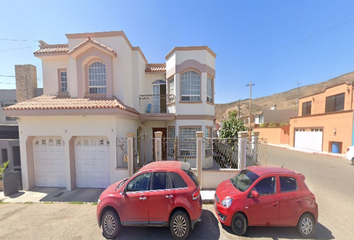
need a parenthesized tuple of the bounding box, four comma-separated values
(215, 166, 318, 238)
(97, 161, 202, 240)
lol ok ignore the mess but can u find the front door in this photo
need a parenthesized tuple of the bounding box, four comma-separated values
(120, 172, 150, 224)
(153, 128, 167, 160)
(248, 176, 279, 226)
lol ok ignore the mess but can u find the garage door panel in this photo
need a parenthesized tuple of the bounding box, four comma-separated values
(33, 137, 66, 187)
(75, 137, 110, 189)
(294, 129, 323, 152)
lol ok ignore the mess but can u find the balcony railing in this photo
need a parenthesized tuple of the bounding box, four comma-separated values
(139, 94, 175, 114)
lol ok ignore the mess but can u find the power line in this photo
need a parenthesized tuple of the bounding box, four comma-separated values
(0, 82, 15, 85)
(0, 45, 37, 52)
(0, 38, 39, 42)
(0, 75, 15, 77)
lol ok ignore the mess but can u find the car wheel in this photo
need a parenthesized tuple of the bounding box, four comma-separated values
(170, 210, 190, 240)
(297, 213, 315, 238)
(101, 209, 121, 239)
(351, 158, 354, 165)
(231, 212, 247, 236)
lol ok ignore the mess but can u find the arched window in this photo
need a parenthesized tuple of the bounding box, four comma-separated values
(88, 62, 106, 94)
(181, 71, 200, 101)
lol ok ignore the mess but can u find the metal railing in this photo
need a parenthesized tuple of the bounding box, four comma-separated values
(211, 138, 239, 169)
(139, 94, 175, 114)
(246, 138, 267, 166)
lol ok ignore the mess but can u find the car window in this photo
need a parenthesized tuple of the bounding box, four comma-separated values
(126, 173, 150, 192)
(231, 169, 259, 192)
(169, 172, 187, 189)
(280, 176, 298, 193)
(151, 172, 167, 190)
(253, 177, 276, 196)
(183, 169, 199, 187)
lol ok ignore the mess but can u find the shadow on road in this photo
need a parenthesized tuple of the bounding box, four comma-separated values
(113, 209, 220, 240)
(222, 222, 333, 239)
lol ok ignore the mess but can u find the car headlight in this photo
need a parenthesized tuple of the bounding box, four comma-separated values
(221, 197, 233, 208)
(97, 198, 101, 205)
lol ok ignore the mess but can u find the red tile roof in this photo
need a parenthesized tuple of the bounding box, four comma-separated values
(68, 37, 117, 56)
(145, 64, 166, 73)
(3, 95, 138, 114)
(34, 44, 69, 55)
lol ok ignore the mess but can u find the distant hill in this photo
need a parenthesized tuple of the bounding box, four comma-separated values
(215, 71, 354, 120)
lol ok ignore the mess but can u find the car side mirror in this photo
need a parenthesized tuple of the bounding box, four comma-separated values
(122, 186, 127, 195)
(251, 190, 259, 198)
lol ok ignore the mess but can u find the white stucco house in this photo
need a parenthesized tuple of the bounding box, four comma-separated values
(4, 31, 216, 191)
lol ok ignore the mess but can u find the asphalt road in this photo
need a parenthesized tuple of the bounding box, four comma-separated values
(0, 146, 352, 240)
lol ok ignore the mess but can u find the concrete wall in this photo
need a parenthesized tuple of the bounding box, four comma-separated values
(193, 169, 239, 189)
(290, 111, 353, 153)
(255, 126, 289, 145)
(41, 56, 69, 95)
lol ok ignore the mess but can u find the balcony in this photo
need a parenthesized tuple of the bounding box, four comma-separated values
(139, 94, 175, 120)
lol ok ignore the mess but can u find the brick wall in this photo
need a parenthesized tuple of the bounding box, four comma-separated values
(15, 65, 37, 103)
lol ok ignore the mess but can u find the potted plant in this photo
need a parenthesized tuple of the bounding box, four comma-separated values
(0, 161, 9, 191)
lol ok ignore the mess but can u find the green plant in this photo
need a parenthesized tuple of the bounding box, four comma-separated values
(0, 161, 9, 181)
(219, 110, 247, 139)
(92, 202, 98, 206)
(268, 123, 278, 127)
(69, 201, 84, 204)
(259, 123, 267, 128)
(279, 122, 289, 127)
(184, 157, 187, 163)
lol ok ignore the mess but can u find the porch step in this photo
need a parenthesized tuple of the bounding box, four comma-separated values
(201, 190, 215, 204)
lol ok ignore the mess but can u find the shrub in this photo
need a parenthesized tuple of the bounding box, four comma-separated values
(268, 123, 278, 127)
(259, 123, 267, 128)
(279, 122, 289, 127)
(0, 161, 9, 181)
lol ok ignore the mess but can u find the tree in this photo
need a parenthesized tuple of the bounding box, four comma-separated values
(219, 110, 247, 139)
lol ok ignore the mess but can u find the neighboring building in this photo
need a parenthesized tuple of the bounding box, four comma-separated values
(290, 82, 353, 153)
(254, 109, 297, 124)
(4, 31, 216, 191)
(0, 65, 43, 171)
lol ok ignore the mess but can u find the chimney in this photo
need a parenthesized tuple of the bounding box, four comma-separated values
(15, 64, 37, 103)
(271, 104, 277, 110)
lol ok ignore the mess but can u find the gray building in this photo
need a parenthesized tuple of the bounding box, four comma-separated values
(0, 65, 42, 171)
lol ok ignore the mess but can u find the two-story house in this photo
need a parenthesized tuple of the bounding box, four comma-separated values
(289, 82, 353, 153)
(4, 31, 216, 191)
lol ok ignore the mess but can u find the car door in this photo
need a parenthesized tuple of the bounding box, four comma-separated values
(148, 171, 175, 224)
(120, 172, 151, 224)
(248, 176, 279, 226)
(278, 175, 303, 226)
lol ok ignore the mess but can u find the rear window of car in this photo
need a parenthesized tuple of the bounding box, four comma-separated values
(183, 169, 199, 187)
(170, 172, 187, 188)
(280, 176, 298, 193)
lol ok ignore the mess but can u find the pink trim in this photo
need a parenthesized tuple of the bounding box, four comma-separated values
(176, 60, 215, 78)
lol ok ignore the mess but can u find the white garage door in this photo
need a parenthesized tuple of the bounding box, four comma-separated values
(33, 137, 66, 187)
(75, 137, 110, 188)
(294, 128, 323, 152)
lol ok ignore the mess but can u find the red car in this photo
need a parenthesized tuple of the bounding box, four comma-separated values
(215, 166, 318, 238)
(97, 161, 202, 240)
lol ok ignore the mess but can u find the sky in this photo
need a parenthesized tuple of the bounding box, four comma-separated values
(1, 0, 354, 104)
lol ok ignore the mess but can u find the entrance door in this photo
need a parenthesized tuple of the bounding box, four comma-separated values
(153, 128, 167, 160)
(152, 80, 166, 113)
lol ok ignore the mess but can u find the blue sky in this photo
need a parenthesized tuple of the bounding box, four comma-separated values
(1, 0, 354, 103)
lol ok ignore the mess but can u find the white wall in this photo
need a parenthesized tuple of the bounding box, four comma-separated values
(41, 56, 69, 95)
(200, 169, 239, 189)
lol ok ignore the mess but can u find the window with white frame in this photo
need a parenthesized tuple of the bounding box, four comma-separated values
(168, 127, 175, 156)
(181, 71, 200, 101)
(205, 126, 212, 156)
(88, 62, 106, 94)
(207, 77, 213, 103)
(60, 71, 67, 92)
(179, 127, 201, 157)
(168, 77, 175, 103)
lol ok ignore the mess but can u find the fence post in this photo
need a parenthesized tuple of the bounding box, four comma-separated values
(154, 131, 162, 161)
(252, 132, 260, 165)
(174, 136, 178, 160)
(127, 132, 135, 177)
(238, 131, 248, 170)
(196, 131, 203, 189)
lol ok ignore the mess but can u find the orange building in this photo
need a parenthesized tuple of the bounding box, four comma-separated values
(289, 82, 354, 153)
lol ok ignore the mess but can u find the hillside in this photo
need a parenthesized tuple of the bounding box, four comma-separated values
(215, 71, 354, 120)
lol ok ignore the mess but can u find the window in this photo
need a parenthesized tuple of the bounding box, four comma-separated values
(88, 62, 106, 94)
(207, 77, 213, 103)
(205, 126, 212, 156)
(126, 173, 150, 192)
(230, 169, 260, 192)
(170, 172, 187, 188)
(168, 127, 175, 157)
(183, 169, 199, 187)
(1, 149, 8, 164)
(325, 93, 344, 113)
(280, 176, 298, 193)
(181, 71, 200, 101)
(12, 146, 21, 167)
(253, 177, 276, 196)
(179, 127, 201, 157)
(168, 77, 175, 103)
(60, 71, 67, 92)
(302, 101, 311, 116)
(151, 172, 167, 190)
(3, 103, 17, 120)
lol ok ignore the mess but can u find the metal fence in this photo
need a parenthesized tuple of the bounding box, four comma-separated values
(246, 137, 268, 166)
(116, 138, 128, 168)
(210, 138, 239, 169)
(134, 133, 155, 172)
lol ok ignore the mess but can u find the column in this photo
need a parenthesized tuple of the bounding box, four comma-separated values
(196, 131, 203, 189)
(252, 132, 260, 165)
(154, 131, 162, 161)
(127, 132, 135, 177)
(238, 131, 248, 170)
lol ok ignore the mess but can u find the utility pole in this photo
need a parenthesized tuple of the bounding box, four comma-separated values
(246, 82, 255, 138)
(297, 81, 300, 109)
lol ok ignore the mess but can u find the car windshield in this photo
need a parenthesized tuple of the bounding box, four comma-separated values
(230, 169, 259, 192)
(115, 177, 129, 191)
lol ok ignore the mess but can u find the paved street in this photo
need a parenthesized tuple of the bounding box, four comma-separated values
(0, 146, 352, 239)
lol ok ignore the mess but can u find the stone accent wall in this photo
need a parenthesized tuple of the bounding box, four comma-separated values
(15, 65, 37, 103)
